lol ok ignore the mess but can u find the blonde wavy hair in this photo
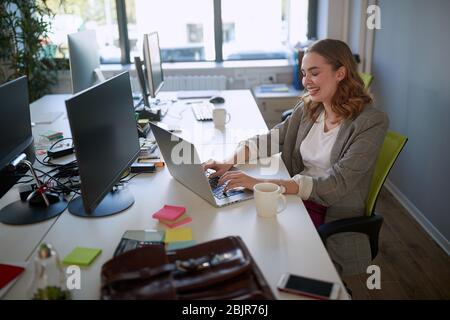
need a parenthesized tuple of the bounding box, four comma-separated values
(301, 39, 372, 121)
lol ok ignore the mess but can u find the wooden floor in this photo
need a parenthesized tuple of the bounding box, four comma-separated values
(342, 187, 450, 300)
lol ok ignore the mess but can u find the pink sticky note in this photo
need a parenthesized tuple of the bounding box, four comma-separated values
(152, 205, 186, 221)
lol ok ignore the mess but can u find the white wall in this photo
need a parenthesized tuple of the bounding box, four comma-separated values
(316, 0, 349, 41)
(371, 0, 450, 254)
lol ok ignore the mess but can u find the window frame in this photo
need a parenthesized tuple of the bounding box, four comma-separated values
(101, 0, 317, 64)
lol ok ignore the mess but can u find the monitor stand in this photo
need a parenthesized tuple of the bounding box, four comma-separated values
(68, 188, 134, 218)
(0, 156, 67, 225)
(0, 194, 67, 225)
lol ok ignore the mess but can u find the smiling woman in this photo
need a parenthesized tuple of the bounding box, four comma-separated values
(203, 39, 389, 276)
(301, 39, 372, 123)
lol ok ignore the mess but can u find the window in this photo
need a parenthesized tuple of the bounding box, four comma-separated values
(127, 0, 215, 62)
(187, 24, 204, 43)
(47, 0, 314, 64)
(222, 23, 236, 43)
(222, 0, 309, 61)
(45, 0, 120, 63)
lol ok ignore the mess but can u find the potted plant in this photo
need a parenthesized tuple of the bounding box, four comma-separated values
(0, 0, 57, 102)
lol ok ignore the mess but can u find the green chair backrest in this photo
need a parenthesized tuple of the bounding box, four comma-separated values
(359, 72, 374, 89)
(365, 130, 407, 216)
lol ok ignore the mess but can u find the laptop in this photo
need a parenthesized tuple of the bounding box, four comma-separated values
(149, 122, 253, 207)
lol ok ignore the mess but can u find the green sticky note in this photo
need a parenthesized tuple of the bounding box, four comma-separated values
(167, 240, 196, 251)
(164, 227, 193, 243)
(63, 247, 102, 267)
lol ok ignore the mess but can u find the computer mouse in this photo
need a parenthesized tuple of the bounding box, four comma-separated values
(209, 96, 225, 104)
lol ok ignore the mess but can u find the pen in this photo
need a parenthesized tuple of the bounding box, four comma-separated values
(148, 143, 158, 153)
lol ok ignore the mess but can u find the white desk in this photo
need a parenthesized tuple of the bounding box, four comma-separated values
(0, 95, 72, 263)
(3, 90, 347, 300)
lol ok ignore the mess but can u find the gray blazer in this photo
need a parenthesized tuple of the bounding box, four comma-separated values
(245, 101, 389, 276)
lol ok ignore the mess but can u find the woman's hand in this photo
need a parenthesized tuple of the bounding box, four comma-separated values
(218, 170, 261, 192)
(201, 159, 234, 178)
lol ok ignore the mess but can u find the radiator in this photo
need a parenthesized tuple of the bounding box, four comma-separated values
(161, 75, 227, 91)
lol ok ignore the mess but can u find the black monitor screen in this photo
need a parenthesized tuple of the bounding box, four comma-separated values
(0, 76, 34, 198)
(0, 77, 31, 164)
(68, 30, 101, 94)
(143, 32, 164, 98)
(65, 72, 140, 213)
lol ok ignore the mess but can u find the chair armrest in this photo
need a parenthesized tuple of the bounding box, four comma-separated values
(317, 214, 383, 260)
(281, 109, 294, 122)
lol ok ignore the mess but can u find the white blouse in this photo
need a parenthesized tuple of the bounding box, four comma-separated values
(293, 111, 341, 199)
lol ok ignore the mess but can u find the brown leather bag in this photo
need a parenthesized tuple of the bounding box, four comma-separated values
(101, 236, 275, 300)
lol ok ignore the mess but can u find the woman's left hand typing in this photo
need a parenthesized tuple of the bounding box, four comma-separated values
(218, 170, 261, 192)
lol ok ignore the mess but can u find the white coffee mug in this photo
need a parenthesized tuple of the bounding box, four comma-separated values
(253, 182, 287, 218)
(213, 108, 231, 127)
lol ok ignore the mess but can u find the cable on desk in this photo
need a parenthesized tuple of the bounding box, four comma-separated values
(134, 97, 145, 109)
(119, 173, 142, 184)
(33, 167, 81, 195)
(48, 138, 73, 150)
(165, 107, 189, 120)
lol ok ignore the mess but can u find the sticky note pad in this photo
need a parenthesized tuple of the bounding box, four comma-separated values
(164, 227, 193, 243)
(159, 213, 192, 228)
(167, 240, 196, 251)
(138, 119, 149, 125)
(63, 247, 102, 267)
(153, 205, 186, 221)
(40, 130, 63, 141)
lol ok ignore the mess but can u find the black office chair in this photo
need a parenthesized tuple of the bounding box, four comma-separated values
(281, 108, 294, 122)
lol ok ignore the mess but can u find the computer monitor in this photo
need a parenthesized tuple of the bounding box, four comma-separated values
(143, 32, 164, 98)
(0, 76, 66, 225)
(65, 71, 140, 217)
(134, 56, 150, 107)
(68, 30, 105, 94)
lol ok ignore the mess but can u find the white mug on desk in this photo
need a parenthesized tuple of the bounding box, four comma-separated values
(213, 108, 231, 127)
(253, 182, 287, 218)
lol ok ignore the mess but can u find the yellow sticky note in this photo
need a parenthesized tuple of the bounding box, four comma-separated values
(164, 227, 193, 243)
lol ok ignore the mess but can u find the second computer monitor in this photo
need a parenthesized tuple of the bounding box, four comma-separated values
(143, 32, 164, 98)
(65, 71, 140, 217)
(68, 30, 105, 94)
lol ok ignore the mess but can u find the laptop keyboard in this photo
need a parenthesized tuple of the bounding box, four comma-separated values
(209, 176, 228, 199)
(206, 170, 244, 200)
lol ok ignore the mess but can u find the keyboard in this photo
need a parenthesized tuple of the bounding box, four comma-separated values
(209, 176, 228, 199)
(191, 103, 214, 121)
(206, 169, 244, 200)
(177, 90, 219, 99)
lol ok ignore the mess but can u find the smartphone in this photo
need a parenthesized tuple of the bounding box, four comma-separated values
(277, 273, 340, 300)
